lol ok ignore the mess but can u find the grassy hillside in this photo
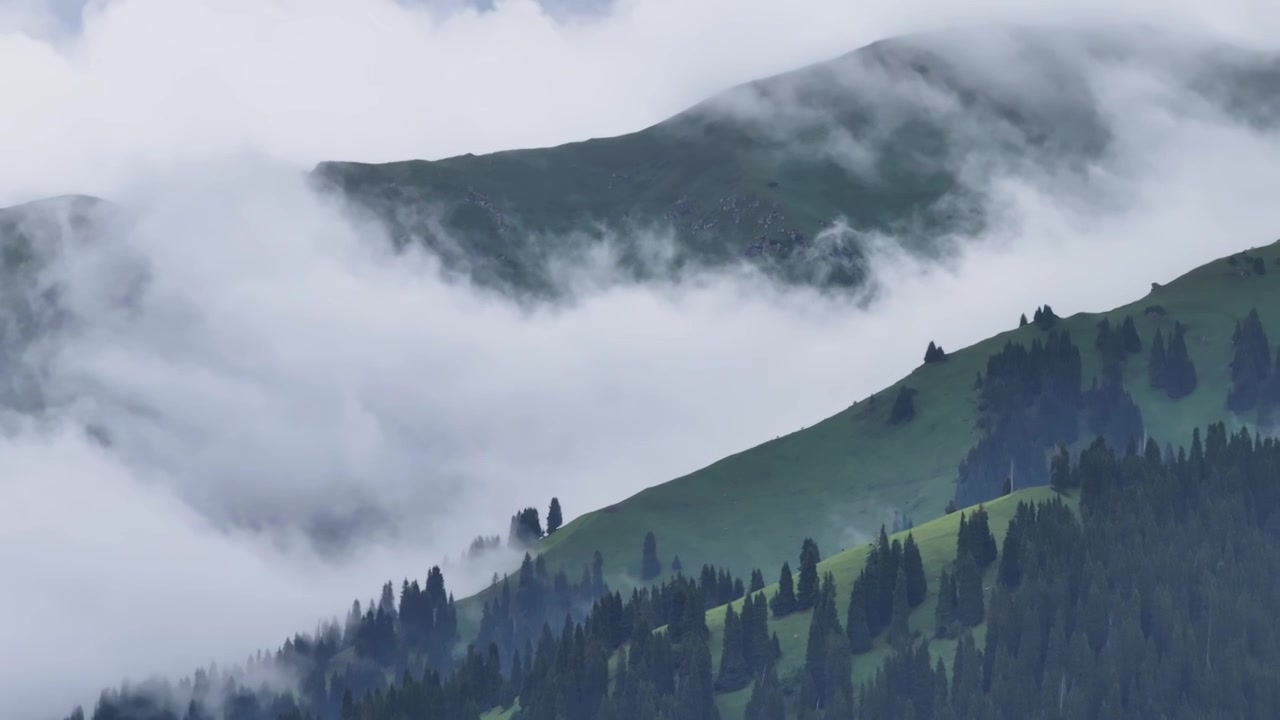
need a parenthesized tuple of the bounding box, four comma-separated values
(315, 28, 1280, 296)
(698, 486, 1069, 717)
(512, 239, 1280, 603)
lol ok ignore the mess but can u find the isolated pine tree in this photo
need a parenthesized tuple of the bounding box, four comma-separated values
(902, 533, 928, 608)
(888, 386, 918, 425)
(846, 580, 872, 653)
(749, 568, 765, 593)
(641, 531, 662, 580)
(771, 562, 797, 617)
(546, 497, 563, 535)
(796, 538, 821, 611)
(1121, 315, 1142, 353)
(956, 554, 985, 627)
(717, 604, 751, 691)
(888, 568, 911, 645)
(934, 570, 958, 638)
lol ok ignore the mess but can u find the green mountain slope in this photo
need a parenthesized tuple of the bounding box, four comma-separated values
(314, 28, 1279, 296)
(699, 486, 1070, 718)
(517, 239, 1280, 599)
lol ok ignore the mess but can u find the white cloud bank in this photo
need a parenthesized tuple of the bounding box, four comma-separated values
(4, 2, 1280, 719)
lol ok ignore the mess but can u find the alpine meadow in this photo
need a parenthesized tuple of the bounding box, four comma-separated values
(8, 3, 1280, 720)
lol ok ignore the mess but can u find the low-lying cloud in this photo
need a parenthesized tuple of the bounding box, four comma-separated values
(6, 2, 1280, 719)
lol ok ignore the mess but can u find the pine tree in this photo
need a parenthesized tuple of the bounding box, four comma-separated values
(770, 563, 797, 617)
(1163, 322, 1198, 399)
(716, 604, 750, 691)
(749, 569, 765, 593)
(956, 554, 985, 627)
(796, 538, 821, 611)
(1228, 309, 1272, 412)
(1121, 315, 1142, 353)
(902, 533, 928, 608)
(824, 633, 855, 715)
(846, 580, 872, 653)
(1019, 313, 1029, 328)
(888, 568, 911, 645)
(1050, 444, 1073, 491)
(744, 665, 785, 720)
(968, 508, 998, 568)
(1149, 328, 1167, 391)
(546, 497, 563, 535)
(641, 531, 662, 580)
(888, 386, 919, 425)
(934, 570, 958, 638)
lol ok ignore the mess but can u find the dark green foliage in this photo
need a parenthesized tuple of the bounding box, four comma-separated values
(802, 574, 844, 709)
(715, 604, 751, 691)
(956, 509, 997, 569)
(955, 330, 1083, 505)
(1120, 314, 1141, 350)
(744, 665, 785, 720)
(748, 568, 765, 593)
(902, 533, 928, 608)
(888, 385, 918, 425)
(888, 567, 911, 645)
(509, 507, 544, 547)
(1031, 305, 1058, 330)
(933, 570, 958, 638)
(718, 592, 774, 693)
(546, 497, 563, 535)
(1019, 313, 1028, 327)
(796, 538, 821, 611)
(954, 553, 984, 628)
(770, 562, 797, 617)
(862, 424, 1280, 718)
(671, 555, 683, 575)
(641, 531, 662, 580)
(924, 341, 947, 364)
(846, 580, 872, 653)
(1084, 376, 1144, 452)
(1228, 308, 1273, 412)
(1049, 444, 1073, 491)
(1152, 321, 1197, 399)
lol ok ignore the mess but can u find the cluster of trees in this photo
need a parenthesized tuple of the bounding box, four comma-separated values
(933, 510, 996, 638)
(508, 498, 564, 548)
(1025, 304, 1059, 330)
(1148, 321, 1197, 399)
(862, 424, 1280, 718)
(475, 551, 607, 666)
(1225, 308, 1280, 422)
(1094, 316, 1142, 380)
(957, 324, 1148, 507)
(75, 418, 1280, 720)
(769, 538, 821, 617)
(716, 593, 780, 691)
(845, 530, 928, 653)
(923, 341, 948, 364)
(955, 331, 1083, 504)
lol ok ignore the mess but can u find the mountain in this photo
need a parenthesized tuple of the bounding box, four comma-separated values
(503, 238, 1279, 597)
(314, 27, 1280, 296)
(68, 222, 1280, 720)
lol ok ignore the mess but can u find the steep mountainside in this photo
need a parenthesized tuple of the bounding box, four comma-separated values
(315, 28, 1280, 296)
(516, 238, 1280, 595)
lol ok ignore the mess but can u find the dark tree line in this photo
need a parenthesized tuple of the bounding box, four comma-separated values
(860, 423, 1280, 719)
(957, 323, 1148, 507)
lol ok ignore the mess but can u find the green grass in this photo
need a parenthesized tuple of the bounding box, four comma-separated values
(463, 240, 1280, 631)
(699, 486, 1068, 692)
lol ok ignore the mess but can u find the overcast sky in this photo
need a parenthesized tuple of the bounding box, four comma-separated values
(5, 2, 1280, 719)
